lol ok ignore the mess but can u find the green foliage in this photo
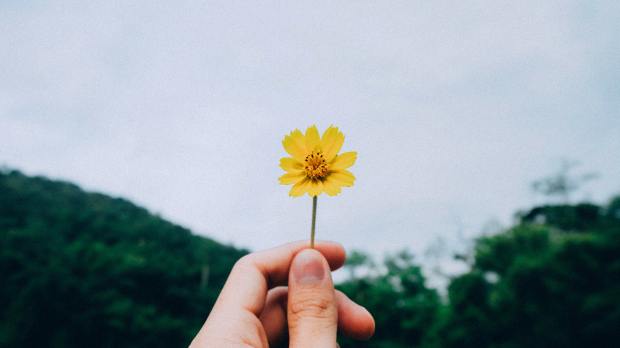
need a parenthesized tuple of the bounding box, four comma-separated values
(431, 203, 620, 348)
(337, 200, 620, 348)
(338, 250, 440, 348)
(0, 170, 246, 347)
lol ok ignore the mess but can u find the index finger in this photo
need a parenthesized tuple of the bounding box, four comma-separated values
(210, 240, 345, 317)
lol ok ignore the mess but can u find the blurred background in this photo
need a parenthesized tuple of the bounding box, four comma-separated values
(1, 1, 619, 347)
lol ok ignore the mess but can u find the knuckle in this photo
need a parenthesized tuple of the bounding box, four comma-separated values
(233, 255, 254, 271)
(196, 313, 266, 348)
(290, 295, 334, 319)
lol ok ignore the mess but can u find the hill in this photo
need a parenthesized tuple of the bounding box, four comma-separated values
(0, 169, 246, 347)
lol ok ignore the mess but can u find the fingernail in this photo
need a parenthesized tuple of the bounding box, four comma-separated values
(292, 249, 326, 285)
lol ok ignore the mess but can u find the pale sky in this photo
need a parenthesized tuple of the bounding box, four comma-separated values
(2, 1, 619, 268)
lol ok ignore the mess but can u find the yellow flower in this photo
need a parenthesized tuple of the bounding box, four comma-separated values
(279, 125, 357, 197)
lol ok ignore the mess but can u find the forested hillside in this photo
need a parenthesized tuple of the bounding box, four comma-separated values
(0, 169, 246, 347)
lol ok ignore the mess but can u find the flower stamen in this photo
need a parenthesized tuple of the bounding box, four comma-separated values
(304, 151, 329, 179)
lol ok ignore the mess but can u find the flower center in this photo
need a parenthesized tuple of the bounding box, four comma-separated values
(304, 151, 329, 180)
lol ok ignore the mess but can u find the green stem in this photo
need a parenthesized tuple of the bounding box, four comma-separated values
(310, 195, 318, 248)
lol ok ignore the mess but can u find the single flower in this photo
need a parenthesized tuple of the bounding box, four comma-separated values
(279, 125, 356, 197)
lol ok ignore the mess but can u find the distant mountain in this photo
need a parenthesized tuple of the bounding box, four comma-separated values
(0, 169, 246, 348)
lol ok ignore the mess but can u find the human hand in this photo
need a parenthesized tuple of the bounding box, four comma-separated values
(190, 241, 375, 347)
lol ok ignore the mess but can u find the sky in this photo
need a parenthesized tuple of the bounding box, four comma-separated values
(1, 1, 619, 271)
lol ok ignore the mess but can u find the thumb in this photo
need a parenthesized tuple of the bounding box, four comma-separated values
(287, 249, 338, 348)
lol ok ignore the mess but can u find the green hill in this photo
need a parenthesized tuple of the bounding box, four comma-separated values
(0, 169, 246, 347)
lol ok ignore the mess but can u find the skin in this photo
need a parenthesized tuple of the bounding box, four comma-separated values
(190, 241, 375, 347)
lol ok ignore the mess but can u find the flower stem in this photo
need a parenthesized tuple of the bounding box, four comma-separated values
(310, 195, 318, 248)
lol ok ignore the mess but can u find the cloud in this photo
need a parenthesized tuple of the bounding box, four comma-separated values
(1, 0, 619, 260)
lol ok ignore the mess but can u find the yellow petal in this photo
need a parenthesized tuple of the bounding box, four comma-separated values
(330, 152, 357, 170)
(307, 179, 323, 197)
(280, 157, 304, 173)
(321, 125, 344, 161)
(322, 177, 342, 196)
(289, 178, 310, 197)
(305, 125, 320, 153)
(328, 170, 355, 186)
(279, 172, 305, 185)
(282, 129, 307, 162)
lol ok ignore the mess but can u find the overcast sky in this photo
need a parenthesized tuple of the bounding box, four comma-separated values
(2, 1, 619, 264)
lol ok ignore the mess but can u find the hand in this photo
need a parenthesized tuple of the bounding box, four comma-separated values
(190, 241, 375, 347)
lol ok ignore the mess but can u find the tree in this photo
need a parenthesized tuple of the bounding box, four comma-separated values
(531, 159, 598, 203)
(338, 250, 440, 348)
(431, 196, 620, 348)
(0, 169, 246, 348)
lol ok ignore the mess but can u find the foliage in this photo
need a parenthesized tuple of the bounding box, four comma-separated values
(338, 250, 440, 348)
(338, 198, 620, 348)
(0, 169, 246, 347)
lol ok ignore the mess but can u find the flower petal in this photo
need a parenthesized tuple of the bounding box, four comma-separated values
(328, 170, 355, 187)
(279, 172, 306, 185)
(322, 177, 342, 196)
(289, 178, 310, 197)
(280, 157, 304, 173)
(305, 125, 320, 153)
(282, 129, 307, 162)
(307, 179, 323, 197)
(321, 126, 344, 161)
(330, 151, 357, 170)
